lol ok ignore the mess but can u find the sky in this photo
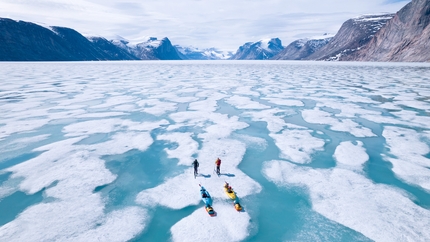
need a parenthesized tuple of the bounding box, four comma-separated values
(0, 0, 410, 51)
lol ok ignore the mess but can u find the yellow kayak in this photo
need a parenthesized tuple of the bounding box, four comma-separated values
(224, 182, 243, 212)
(224, 187, 237, 200)
(224, 182, 237, 200)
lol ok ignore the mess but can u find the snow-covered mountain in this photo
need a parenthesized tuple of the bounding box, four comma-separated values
(111, 37, 182, 60)
(306, 13, 394, 61)
(174, 45, 233, 60)
(229, 38, 284, 60)
(272, 34, 333, 60)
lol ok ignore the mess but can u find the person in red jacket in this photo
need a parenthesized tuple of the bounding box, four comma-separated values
(215, 158, 221, 175)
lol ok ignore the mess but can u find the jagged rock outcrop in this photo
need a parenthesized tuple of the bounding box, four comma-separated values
(229, 38, 284, 60)
(305, 14, 394, 61)
(349, 0, 430, 62)
(272, 35, 333, 60)
(175, 46, 233, 60)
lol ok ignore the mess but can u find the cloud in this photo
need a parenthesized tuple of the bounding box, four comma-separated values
(0, 0, 410, 50)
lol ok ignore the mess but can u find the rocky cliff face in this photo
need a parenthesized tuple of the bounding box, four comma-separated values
(350, 0, 430, 62)
(306, 14, 394, 61)
(229, 38, 284, 60)
(272, 35, 332, 60)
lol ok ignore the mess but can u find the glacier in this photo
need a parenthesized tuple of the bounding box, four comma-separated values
(0, 60, 429, 241)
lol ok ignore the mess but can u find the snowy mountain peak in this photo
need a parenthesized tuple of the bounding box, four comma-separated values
(109, 36, 181, 60)
(137, 37, 163, 48)
(230, 38, 284, 60)
(257, 38, 282, 51)
(174, 45, 233, 60)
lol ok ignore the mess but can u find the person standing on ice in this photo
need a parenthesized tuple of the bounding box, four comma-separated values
(215, 158, 221, 175)
(192, 159, 199, 176)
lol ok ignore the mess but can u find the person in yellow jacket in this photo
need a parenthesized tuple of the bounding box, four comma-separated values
(215, 158, 221, 175)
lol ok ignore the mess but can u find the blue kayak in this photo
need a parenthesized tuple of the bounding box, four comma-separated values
(199, 185, 215, 216)
(200, 186, 213, 206)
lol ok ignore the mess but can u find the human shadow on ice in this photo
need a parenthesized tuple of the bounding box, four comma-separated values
(198, 174, 211, 178)
(219, 173, 235, 177)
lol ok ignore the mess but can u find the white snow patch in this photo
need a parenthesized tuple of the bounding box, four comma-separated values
(136, 139, 261, 209)
(226, 95, 270, 110)
(263, 160, 430, 242)
(232, 86, 260, 96)
(87, 132, 153, 156)
(157, 132, 199, 165)
(382, 126, 430, 191)
(244, 108, 304, 133)
(262, 98, 304, 107)
(270, 129, 325, 164)
(188, 98, 218, 112)
(0, 119, 50, 140)
(63, 119, 168, 137)
(74, 112, 126, 118)
(171, 203, 251, 242)
(69, 207, 148, 242)
(63, 119, 122, 137)
(168, 111, 249, 141)
(2, 134, 50, 152)
(1, 136, 148, 242)
(259, 38, 271, 51)
(136, 99, 178, 116)
(136, 172, 201, 209)
(333, 141, 369, 168)
(302, 108, 375, 137)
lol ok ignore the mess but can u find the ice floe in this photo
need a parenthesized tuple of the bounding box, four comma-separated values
(171, 203, 251, 242)
(157, 132, 199, 166)
(244, 108, 302, 133)
(226, 95, 270, 109)
(1, 137, 149, 242)
(302, 108, 376, 137)
(333, 141, 368, 168)
(136, 139, 261, 209)
(263, 160, 430, 241)
(168, 111, 249, 140)
(262, 98, 304, 107)
(270, 129, 325, 164)
(136, 138, 261, 240)
(382, 126, 430, 191)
